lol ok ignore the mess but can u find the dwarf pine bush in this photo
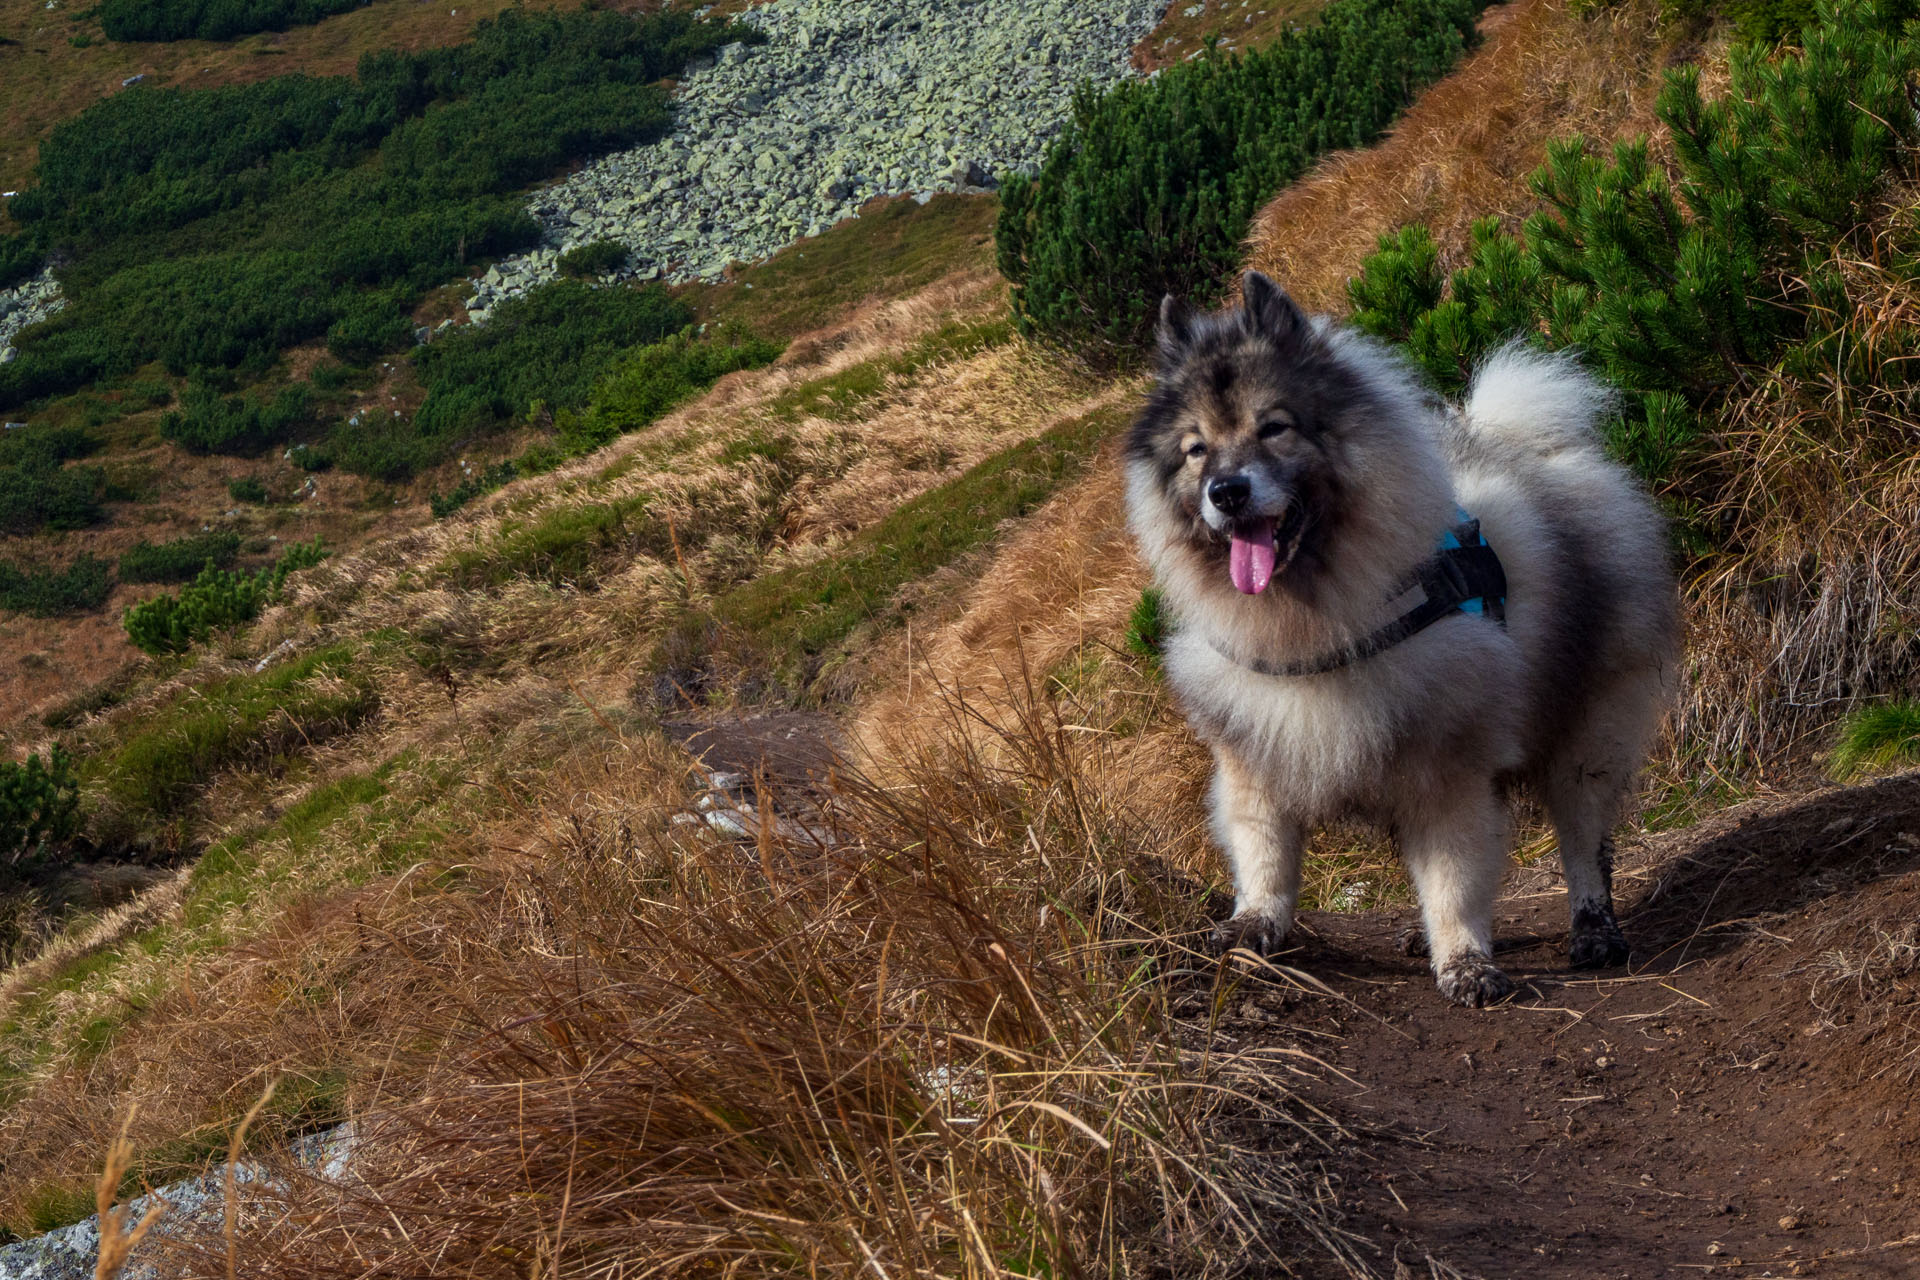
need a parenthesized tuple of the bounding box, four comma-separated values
(0, 556, 113, 617)
(117, 530, 242, 584)
(123, 538, 326, 655)
(0, 10, 754, 410)
(0, 747, 80, 873)
(995, 0, 1486, 355)
(99, 0, 369, 42)
(1347, 0, 1920, 481)
(160, 382, 314, 455)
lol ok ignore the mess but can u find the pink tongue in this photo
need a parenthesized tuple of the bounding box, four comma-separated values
(1229, 518, 1277, 595)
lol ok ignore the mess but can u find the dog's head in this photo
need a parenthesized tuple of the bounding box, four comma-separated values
(1127, 271, 1368, 597)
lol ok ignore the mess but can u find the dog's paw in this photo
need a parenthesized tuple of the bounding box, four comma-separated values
(1396, 924, 1429, 957)
(1212, 910, 1291, 957)
(1435, 954, 1513, 1008)
(1568, 914, 1631, 970)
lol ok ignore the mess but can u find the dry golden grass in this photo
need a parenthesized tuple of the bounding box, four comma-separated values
(0, 266, 1149, 1228)
(1244, 0, 1692, 313)
(1673, 192, 1920, 782)
(1132, 0, 1327, 71)
(261, 271, 1111, 680)
(12, 683, 1368, 1276)
(159, 705, 1363, 1278)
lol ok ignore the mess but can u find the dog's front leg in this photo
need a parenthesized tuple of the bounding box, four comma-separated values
(1399, 784, 1513, 1007)
(1208, 745, 1303, 956)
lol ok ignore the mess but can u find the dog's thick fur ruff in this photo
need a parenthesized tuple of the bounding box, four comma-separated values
(1127, 273, 1680, 1007)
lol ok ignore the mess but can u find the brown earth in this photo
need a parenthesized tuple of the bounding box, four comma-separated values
(1234, 774, 1920, 1277)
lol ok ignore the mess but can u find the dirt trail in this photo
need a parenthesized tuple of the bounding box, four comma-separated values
(1254, 774, 1920, 1278)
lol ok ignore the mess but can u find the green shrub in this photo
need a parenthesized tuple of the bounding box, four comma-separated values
(1347, 0, 1920, 480)
(0, 424, 104, 536)
(160, 381, 313, 455)
(558, 239, 632, 279)
(122, 537, 326, 655)
(330, 280, 699, 482)
(227, 476, 268, 503)
(99, 0, 370, 42)
(430, 460, 517, 519)
(0, 233, 39, 291)
(995, 0, 1486, 354)
(1831, 701, 1920, 778)
(326, 292, 416, 365)
(560, 327, 785, 456)
(1, 747, 80, 872)
(0, 556, 113, 616)
(117, 530, 242, 583)
(0, 463, 103, 535)
(0, 9, 756, 410)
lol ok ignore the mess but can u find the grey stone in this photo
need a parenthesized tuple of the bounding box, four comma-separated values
(466, 0, 1160, 302)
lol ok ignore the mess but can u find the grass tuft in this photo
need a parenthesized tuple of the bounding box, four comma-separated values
(1831, 703, 1920, 780)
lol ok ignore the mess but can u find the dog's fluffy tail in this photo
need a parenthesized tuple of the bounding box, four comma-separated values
(1461, 342, 1614, 457)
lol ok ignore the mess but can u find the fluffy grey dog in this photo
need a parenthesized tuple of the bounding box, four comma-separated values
(1127, 272, 1679, 1007)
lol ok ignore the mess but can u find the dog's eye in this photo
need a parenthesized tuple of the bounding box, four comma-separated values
(1183, 439, 1207, 459)
(1257, 415, 1296, 440)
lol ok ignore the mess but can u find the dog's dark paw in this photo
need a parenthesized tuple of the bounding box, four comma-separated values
(1212, 910, 1291, 957)
(1568, 916, 1631, 970)
(1396, 924, 1429, 957)
(1435, 954, 1513, 1008)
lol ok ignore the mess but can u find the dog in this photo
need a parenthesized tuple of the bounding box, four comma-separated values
(1126, 271, 1679, 1007)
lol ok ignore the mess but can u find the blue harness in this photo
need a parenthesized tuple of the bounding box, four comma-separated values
(1218, 508, 1507, 678)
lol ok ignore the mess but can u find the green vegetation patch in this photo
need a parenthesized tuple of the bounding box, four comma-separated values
(160, 380, 313, 456)
(123, 537, 327, 655)
(0, 9, 755, 411)
(995, 0, 1486, 354)
(762, 318, 1011, 424)
(557, 239, 632, 279)
(0, 423, 104, 536)
(117, 530, 243, 584)
(706, 403, 1125, 690)
(0, 556, 112, 617)
(446, 492, 666, 590)
(687, 193, 1001, 340)
(1345, 2, 1920, 487)
(559, 326, 786, 453)
(99, 0, 371, 43)
(0, 234, 39, 292)
(1831, 702, 1920, 779)
(228, 476, 269, 504)
(1, 747, 81, 878)
(326, 279, 695, 483)
(85, 643, 378, 843)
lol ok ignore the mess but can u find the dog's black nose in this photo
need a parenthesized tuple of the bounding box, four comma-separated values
(1208, 475, 1252, 515)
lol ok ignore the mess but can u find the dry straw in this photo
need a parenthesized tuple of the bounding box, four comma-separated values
(153, 686, 1368, 1277)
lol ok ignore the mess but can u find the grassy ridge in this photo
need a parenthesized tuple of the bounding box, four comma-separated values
(711, 401, 1124, 685)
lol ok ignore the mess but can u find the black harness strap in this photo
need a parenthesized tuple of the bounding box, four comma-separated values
(1214, 517, 1507, 679)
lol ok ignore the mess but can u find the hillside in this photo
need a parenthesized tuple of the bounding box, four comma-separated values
(5, 0, 1920, 1275)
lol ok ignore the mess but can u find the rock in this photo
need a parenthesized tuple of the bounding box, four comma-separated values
(484, 0, 1162, 286)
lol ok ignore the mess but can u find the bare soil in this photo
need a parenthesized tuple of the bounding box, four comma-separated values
(1248, 774, 1920, 1278)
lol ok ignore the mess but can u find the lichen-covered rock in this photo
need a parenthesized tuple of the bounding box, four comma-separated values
(471, 0, 1162, 313)
(0, 266, 67, 365)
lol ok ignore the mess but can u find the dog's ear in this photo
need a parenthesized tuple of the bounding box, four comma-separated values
(1156, 293, 1193, 367)
(1241, 271, 1308, 348)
